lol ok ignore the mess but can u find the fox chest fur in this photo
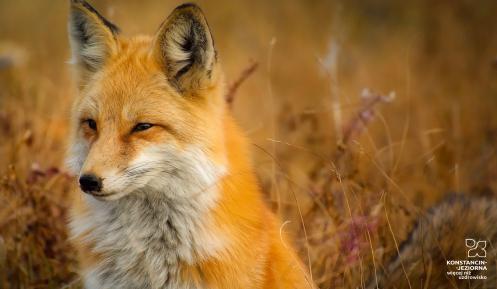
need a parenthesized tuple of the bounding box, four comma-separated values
(71, 186, 224, 289)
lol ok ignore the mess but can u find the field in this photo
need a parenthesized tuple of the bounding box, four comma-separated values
(1, 0, 497, 288)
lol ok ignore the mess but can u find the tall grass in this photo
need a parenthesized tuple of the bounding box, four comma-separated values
(1, 0, 497, 288)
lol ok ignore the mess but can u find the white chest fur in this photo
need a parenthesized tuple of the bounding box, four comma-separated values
(72, 190, 224, 289)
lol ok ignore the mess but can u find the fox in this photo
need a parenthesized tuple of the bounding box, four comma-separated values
(65, 1, 314, 289)
(367, 195, 497, 289)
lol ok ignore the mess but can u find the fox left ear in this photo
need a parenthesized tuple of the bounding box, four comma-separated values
(153, 4, 216, 93)
(68, 0, 119, 78)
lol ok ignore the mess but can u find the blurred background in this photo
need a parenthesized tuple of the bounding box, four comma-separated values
(1, 0, 497, 288)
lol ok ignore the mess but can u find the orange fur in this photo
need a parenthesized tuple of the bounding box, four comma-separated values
(183, 116, 314, 288)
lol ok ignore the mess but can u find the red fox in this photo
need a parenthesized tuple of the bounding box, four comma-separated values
(66, 1, 314, 288)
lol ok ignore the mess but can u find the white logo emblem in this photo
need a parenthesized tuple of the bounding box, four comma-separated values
(466, 239, 487, 258)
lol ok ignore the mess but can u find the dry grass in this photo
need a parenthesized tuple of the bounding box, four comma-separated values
(1, 0, 497, 288)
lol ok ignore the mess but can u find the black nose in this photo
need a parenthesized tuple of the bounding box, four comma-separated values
(79, 174, 102, 193)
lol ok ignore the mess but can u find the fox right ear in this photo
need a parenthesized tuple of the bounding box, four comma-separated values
(152, 4, 216, 94)
(68, 0, 119, 76)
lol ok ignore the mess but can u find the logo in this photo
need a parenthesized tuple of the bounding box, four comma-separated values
(466, 239, 487, 258)
(445, 239, 488, 280)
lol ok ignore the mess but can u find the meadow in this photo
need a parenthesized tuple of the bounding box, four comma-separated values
(1, 0, 497, 288)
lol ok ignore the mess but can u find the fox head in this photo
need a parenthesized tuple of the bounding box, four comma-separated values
(66, 0, 227, 201)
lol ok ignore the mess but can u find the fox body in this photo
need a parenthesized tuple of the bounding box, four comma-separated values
(66, 1, 313, 289)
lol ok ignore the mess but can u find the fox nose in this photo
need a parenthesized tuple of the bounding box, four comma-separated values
(79, 174, 102, 193)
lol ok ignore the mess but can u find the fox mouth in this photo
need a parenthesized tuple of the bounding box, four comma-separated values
(83, 190, 115, 199)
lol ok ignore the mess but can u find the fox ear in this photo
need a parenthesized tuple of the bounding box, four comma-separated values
(153, 4, 216, 93)
(68, 0, 119, 75)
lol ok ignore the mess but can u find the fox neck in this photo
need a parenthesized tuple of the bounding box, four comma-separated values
(74, 180, 227, 288)
(91, 186, 224, 256)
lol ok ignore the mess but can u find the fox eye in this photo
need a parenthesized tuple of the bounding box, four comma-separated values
(132, 123, 153, 133)
(84, 119, 97, 131)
